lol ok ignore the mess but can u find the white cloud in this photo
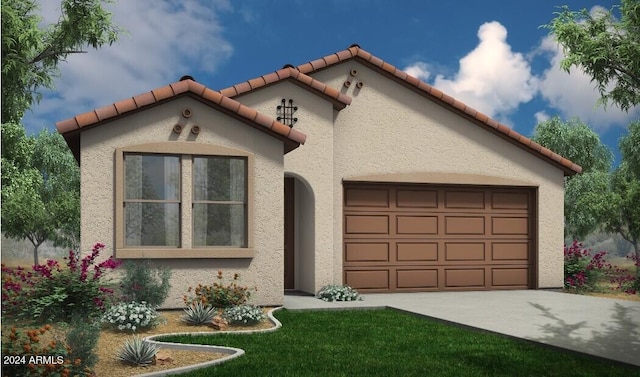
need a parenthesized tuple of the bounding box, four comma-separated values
(24, 0, 233, 132)
(534, 111, 550, 124)
(430, 21, 538, 121)
(537, 34, 640, 131)
(403, 62, 431, 81)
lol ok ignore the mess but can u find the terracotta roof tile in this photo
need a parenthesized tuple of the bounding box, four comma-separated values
(95, 104, 118, 121)
(310, 58, 326, 70)
(56, 79, 306, 160)
(114, 98, 137, 114)
(288, 128, 307, 144)
(286, 45, 581, 175)
(217, 67, 351, 110)
(76, 111, 99, 128)
(152, 86, 174, 101)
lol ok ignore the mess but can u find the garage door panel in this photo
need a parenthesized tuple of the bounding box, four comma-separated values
(396, 190, 438, 208)
(445, 191, 485, 209)
(345, 215, 389, 234)
(445, 268, 485, 287)
(343, 183, 534, 292)
(492, 268, 529, 287)
(445, 242, 485, 261)
(492, 192, 529, 210)
(396, 216, 438, 234)
(492, 242, 529, 261)
(445, 216, 485, 235)
(492, 217, 528, 235)
(397, 269, 438, 289)
(344, 188, 389, 208)
(396, 242, 438, 261)
(344, 269, 389, 290)
(345, 242, 389, 262)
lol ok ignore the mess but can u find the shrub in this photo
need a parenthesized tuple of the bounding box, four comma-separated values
(183, 271, 255, 308)
(1, 243, 120, 323)
(182, 301, 218, 325)
(316, 284, 363, 302)
(610, 252, 640, 295)
(222, 304, 266, 325)
(65, 316, 101, 371)
(119, 260, 171, 307)
(116, 336, 159, 366)
(564, 241, 611, 292)
(1, 324, 92, 376)
(101, 301, 161, 332)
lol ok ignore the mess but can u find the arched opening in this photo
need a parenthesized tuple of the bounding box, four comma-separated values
(284, 173, 315, 294)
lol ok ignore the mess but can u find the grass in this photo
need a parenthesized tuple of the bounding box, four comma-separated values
(158, 309, 639, 377)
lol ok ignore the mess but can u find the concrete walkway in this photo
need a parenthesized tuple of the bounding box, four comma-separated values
(284, 290, 640, 367)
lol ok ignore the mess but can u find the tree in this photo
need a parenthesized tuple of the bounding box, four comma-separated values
(1, 129, 80, 266)
(1, 0, 120, 123)
(531, 117, 613, 239)
(543, 0, 640, 112)
(620, 120, 640, 178)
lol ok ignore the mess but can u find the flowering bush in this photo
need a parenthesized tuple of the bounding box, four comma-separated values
(1, 243, 121, 322)
(316, 284, 363, 302)
(564, 241, 611, 292)
(183, 271, 255, 308)
(1, 324, 92, 376)
(610, 252, 640, 295)
(222, 304, 266, 325)
(101, 302, 161, 332)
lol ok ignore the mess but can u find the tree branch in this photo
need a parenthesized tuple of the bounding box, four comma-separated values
(29, 49, 87, 65)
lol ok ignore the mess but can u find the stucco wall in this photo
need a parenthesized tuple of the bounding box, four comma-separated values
(80, 97, 286, 307)
(309, 63, 565, 289)
(233, 82, 336, 293)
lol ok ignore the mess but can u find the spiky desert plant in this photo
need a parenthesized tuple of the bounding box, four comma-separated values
(182, 301, 217, 325)
(116, 336, 159, 366)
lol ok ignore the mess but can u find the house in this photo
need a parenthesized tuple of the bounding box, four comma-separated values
(56, 45, 581, 308)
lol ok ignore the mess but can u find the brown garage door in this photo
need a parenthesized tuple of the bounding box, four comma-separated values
(343, 183, 535, 292)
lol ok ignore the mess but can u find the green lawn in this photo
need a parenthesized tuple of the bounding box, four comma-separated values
(159, 309, 639, 377)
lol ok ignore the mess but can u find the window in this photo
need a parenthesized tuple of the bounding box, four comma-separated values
(193, 156, 247, 247)
(115, 143, 254, 259)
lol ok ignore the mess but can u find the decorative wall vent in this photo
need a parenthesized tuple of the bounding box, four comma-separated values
(276, 98, 298, 127)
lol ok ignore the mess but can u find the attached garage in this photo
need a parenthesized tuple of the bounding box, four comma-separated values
(343, 183, 536, 292)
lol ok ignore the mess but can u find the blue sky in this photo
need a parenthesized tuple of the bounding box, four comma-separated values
(27, 0, 639, 163)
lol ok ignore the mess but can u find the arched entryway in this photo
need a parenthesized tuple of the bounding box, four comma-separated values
(284, 174, 315, 293)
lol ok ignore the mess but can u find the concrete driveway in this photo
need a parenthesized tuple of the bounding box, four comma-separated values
(284, 290, 640, 367)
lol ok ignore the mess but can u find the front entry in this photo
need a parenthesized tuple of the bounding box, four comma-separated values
(284, 177, 295, 289)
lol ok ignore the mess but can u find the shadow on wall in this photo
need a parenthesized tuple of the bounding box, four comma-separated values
(527, 302, 640, 366)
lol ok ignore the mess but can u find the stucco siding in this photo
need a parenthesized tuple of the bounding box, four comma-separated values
(80, 97, 285, 307)
(233, 82, 336, 293)
(311, 63, 565, 289)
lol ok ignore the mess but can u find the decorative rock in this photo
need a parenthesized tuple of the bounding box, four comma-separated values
(211, 315, 229, 331)
(154, 350, 174, 365)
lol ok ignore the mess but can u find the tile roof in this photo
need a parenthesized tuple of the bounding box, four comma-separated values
(56, 79, 307, 161)
(218, 44, 581, 176)
(219, 67, 352, 110)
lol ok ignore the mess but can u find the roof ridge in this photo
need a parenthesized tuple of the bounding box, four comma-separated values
(218, 67, 352, 110)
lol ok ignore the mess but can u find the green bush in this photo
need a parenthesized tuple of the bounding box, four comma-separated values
(119, 260, 171, 307)
(183, 271, 255, 308)
(65, 316, 101, 371)
(222, 304, 266, 325)
(316, 284, 363, 302)
(101, 301, 161, 332)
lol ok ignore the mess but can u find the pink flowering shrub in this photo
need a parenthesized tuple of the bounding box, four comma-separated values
(610, 252, 640, 295)
(564, 241, 611, 292)
(1, 243, 121, 323)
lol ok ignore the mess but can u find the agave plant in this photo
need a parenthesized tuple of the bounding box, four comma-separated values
(116, 336, 159, 366)
(182, 301, 218, 325)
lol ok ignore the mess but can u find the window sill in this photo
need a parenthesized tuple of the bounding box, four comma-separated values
(115, 248, 255, 259)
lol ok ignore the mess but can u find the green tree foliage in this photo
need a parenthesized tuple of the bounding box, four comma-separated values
(543, 0, 640, 111)
(1, 0, 120, 122)
(1, 129, 80, 265)
(620, 120, 640, 178)
(532, 117, 613, 239)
